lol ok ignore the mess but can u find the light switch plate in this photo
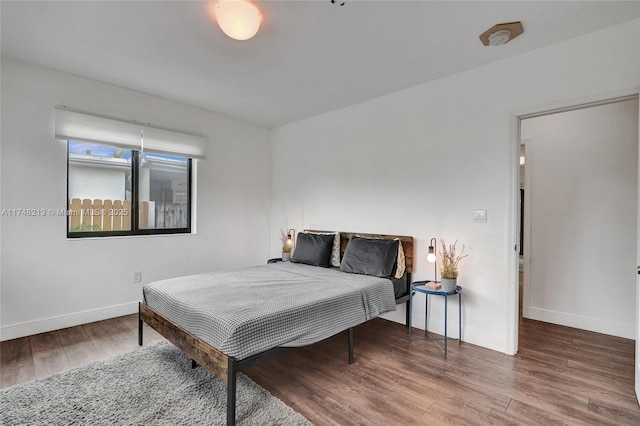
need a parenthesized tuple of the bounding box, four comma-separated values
(472, 210, 487, 223)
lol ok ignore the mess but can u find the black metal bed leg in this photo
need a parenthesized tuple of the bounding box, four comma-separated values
(347, 327, 354, 364)
(405, 300, 411, 328)
(227, 358, 237, 426)
(137, 304, 143, 346)
(405, 272, 412, 328)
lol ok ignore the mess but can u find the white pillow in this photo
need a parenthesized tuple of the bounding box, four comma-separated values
(395, 240, 406, 279)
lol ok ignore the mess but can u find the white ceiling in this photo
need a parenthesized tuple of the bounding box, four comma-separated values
(2, 1, 638, 128)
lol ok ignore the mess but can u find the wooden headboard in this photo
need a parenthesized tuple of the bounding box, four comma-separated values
(305, 230, 414, 274)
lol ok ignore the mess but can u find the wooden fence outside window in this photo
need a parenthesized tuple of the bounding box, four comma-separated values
(68, 198, 187, 232)
(68, 198, 132, 232)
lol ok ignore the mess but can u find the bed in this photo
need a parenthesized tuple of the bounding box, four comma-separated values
(138, 231, 413, 425)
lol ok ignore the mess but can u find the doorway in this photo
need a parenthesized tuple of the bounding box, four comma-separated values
(517, 96, 639, 344)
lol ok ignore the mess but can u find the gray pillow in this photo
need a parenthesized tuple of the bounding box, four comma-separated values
(291, 232, 335, 267)
(340, 236, 399, 277)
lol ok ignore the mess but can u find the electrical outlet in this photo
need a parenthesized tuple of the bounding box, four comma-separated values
(472, 210, 487, 223)
(133, 271, 142, 283)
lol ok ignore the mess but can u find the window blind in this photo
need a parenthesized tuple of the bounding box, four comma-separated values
(54, 107, 206, 159)
(142, 126, 206, 159)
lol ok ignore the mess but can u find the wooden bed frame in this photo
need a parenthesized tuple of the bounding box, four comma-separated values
(138, 231, 413, 426)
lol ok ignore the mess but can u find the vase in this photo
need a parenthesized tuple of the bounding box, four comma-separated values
(441, 278, 457, 292)
(282, 252, 291, 261)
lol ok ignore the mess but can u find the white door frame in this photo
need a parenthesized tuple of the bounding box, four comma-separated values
(521, 139, 532, 320)
(507, 90, 640, 356)
(635, 97, 640, 404)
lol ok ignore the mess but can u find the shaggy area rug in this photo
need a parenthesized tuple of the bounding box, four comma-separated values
(0, 342, 312, 425)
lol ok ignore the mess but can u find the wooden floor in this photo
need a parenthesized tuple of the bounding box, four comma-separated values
(2, 315, 639, 425)
(0, 315, 166, 389)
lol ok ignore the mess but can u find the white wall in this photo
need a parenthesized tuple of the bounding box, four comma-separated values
(522, 99, 638, 338)
(0, 58, 272, 340)
(270, 19, 640, 353)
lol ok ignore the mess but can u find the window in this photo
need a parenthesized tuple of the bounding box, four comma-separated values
(138, 152, 190, 230)
(57, 107, 205, 238)
(67, 141, 192, 237)
(68, 141, 133, 233)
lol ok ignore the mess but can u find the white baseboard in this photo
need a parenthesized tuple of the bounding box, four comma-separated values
(382, 309, 507, 354)
(526, 307, 635, 339)
(1, 302, 139, 341)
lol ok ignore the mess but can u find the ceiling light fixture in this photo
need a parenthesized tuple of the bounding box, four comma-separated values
(214, 0, 262, 41)
(479, 21, 524, 46)
(488, 30, 511, 46)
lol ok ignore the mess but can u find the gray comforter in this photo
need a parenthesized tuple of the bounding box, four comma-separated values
(142, 262, 396, 359)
